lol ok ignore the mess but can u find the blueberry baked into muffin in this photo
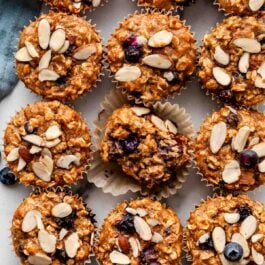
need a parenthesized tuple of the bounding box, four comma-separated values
(95, 197, 183, 265)
(107, 13, 196, 103)
(186, 194, 265, 265)
(11, 190, 95, 265)
(4, 101, 92, 188)
(217, 0, 265, 16)
(100, 105, 192, 190)
(137, 0, 192, 10)
(198, 16, 265, 106)
(195, 106, 265, 192)
(44, 0, 102, 14)
(15, 12, 103, 101)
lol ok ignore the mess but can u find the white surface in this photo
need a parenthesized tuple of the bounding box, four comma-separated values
(0, 0, 265, 264)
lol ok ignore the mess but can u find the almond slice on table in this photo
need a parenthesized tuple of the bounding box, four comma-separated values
(233, 126, 251, 152)
(6, 147, 19, 162)
(28, 253, 52, 265)
(38, 19, 51, 50)
(148, 30, 173, 48)
(49, 28, 66, 52)
(131, 106, 150, 116)
(133, 216, 152, 241)
(23, 134, 44, 146)
(212, 67, 231, 86)
(38, 230, 57, 253)
(109, 250, 130, 264)
(212, 227, 226, 253)
(25, 41, 39, 58)
(22, 210, 42, 233)
(233, 38, 261, 53)
(151, 115, 168, 132)
(56, 154, 80, 169)
(249, 0, 265, 11)
(45, 125, 62, 140)
(73, 45, 96, 60)
(251, 142, 265, 157)
(222, 160, 241, 184)
(231, 233, 250, 257)
(240, 215, 257, 239)
(210, 121, 227, 154)
(15, 47, 32, 62)
(143, 54, 171, 69)
(38, 69, 60, 82)
(238, 53, 250, 74)
(51, 203, 72, 218)
(64, 232, 80, 258)
(115, 66, 141, 82)
(39, 50, 52, 70)
(214, 45, 230, 65)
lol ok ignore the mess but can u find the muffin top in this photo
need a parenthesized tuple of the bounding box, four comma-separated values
(95, 197, 183, 265)
(100, 105, 191, 190)
(137, 0, 191, 10)
(11, 191, 95, 265)
(15, 12, 103, 101)
(198, 16, 265, 106)
(107, 13, 196, 103)
(4, 101, 92, 188)
(186, 194, 265, 265)
(195, 106, 265, 192)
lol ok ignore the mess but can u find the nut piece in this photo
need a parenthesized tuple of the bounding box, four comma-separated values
(115, 66, 141, 82)
(258, 160, 265, 173)
(39, 50, 52, 70)
(15, 47, 32, 62)
(133, 216, 152, 241)
(49, 28, 66, 52)
(257, 63, 265, 79)
(238, 53, 250, 74)
(143, 54, 172, 69)
(38, 19, 51, 50)
(17, 157, 27, 171)
(255, 78, 265, 89)
(249, 0, 265, 11)
(165, 120, 178, 134)
(212, 67, 231, 86)
(233, 126, 251, 152)
(32, 156, 53, 182)
(197, 233, 210, 245)
(151, 115, 167, 132)
(23, 134, 44, 147)
(73, 45, 96, 60)
(38, 69, 60, 82)
(51, 203, 72, 218)
(214, 45, 230, 65)
(28, 253, 52, 265)
(222, 160, 241, 184)
(136, 208, 147, 217)
(56, 154, 80, 169)
(58, 40, 70, 54)
(131, 106, 150, 116)
(45, 138, 61, 148)
(212, 226, 226, 253)
(64, 232, 80, 258)
(151, 232, 163, 243)
(118, 235, 130, 253)
(59, 228, 68, 240)
(233, 38, 261, 53)
(240, 215, 257, 239)
(25, 41, 39, 58)
(252, 247, 264, 265)
(125, 207, 137, 215)
(38, 230, 57, 253)
(109, 250, 130, 264)
(19, 146, 32, 163)
(223, 213, 240, 224)
(252, 142, 265, 157)
(251, 234, 264, 243)
(231, 233, 250, 258)
(6, 147, 19, 162)
(22, 210, 42, 233)
(129, 237, 139, 257)
(45, 125, 62, 140)
(210, 121, 227, 154)
(148, 30, 173, 48)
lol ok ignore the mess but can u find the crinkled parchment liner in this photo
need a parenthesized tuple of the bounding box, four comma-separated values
(87, 89, 194, 199)
(105, 8, 198, 105)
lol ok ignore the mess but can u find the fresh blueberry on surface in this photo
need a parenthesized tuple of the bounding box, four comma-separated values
(116, 213, 135, 234)
(236, 204, 252, 221)
(224, 242, 243, 262)
(239, 150, 259, 169)
(124, 45, 142, 63)
(120, 134, 139, 154)
(0, 167, 17, 185)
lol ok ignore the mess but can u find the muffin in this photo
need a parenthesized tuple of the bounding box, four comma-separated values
(15, 12, 103, 101)
(100, 105, 192, 190)
(195, 106, 265, 192)
(95, 197, 183, 265)
(43, 0, 103, 14)
(4, 101, 92, 188)
(107, 12, 196, 103)
(185, 194, 265, 265)
(198, 16, 265, 106)
(216, 0, 265, 16)
(136, 0, 191, 10)
(11, 190, 95, 265)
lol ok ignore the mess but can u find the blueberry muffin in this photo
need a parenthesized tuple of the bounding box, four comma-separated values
(186, 194, 265, 265)
(136, 0, 191, 9)
(107, 12, 196, 103)
(11, 190, 95, 265)
(195, 106, 265, 192)
(95, 197, 183, 265)
(15, 12, 103, 101)
(4, 101, 92, 188)
(198, 16, 265, 106)
(100, 105, 191, 190)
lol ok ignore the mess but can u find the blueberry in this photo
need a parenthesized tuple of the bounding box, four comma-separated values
(239, 150, 259, 169)
(124, 45, 142, 63)
(116, 213, 135, 234)
(236, 204, 252, 221)
(123, 35, 139, 48)
(55, 76, 68, 86)
(54, 249, 68, 262)
(198, 235, 215, 250)
(120, 134, 139, 154)
(218, 89, 234, 104)
(224, 243, 243, 262)
(55, 210, 76, 229)
(0, 167, 17, 185)
(226, 113, 239, 127)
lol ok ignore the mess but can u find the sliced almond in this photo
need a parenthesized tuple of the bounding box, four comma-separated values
(223, 213, 240, 224)
(231, 233, 250, 258)
(92, 0, 101, 7)
(45, 138, 61, 148)
(109, 250, 130, 264)
(249, 0, 265, 11)
(147, 219, 160, 227)
(214, 45, 230, 65)
(23, 134, 44, 146)
(129, 237, 139, 258)
(38, 230, 57, 253)
(115, 66, 141, 82)
(248, 136, 260, 147)
(41, 148, 52, 159)
(30, 146, 42, 154)
(40, 155, 53, 173)
(59, 228, 68, 240)
(51, 203, 72, 218)
(233, 38, 261, 53)
(39, 50, 52, 70)
(49, 28, 66, 52)
(22, 210, 42, 233)
(17, 157, 27, 171)
(136, 208, 147, 217)
(133, 216, 152, 241)
(258, 160, 265, 173)
(65, 232, 80, 258)
(197, 233, 210, 245)
(212, 227, 226, 253)
(163, 71, 175, 81)
(38, 19, 51, 50)
(255, 78, 265, 89)
(151, 232, 163, 243)
(6, 148, 19, 162)
(131, 106, 150, 116)
(25, 41, 39, 58)
(58, 40, 70, 54)
(238, 52, 250, 74)
(212, 67, 231, 86)
(165, 120, 178, 134)
(15, 47, 32, 62)
(233, 126, 251, 152)
(240, 215, 257, 239)
(35, 214, 44, 230)
(222, 160, 241, 184)
(252, 142, 265, 157)
(32, 160, 52, 182)
(148, 30, 173, 48)
(210, 121, 227, 154)
(251, 233, 264, 243)
(73, 45, 96, 60)
(28, 253, 52, 265)
(45, 125, 62, 140)
(38, 69, 60, 82)
(143, 54, 171, 69)
(252, 247, 264, 265)
(125, 207, 137, 215)
(136, 36, 147, 45)
(56, 154, 80, 169)
(257, 62, 265, 79)
(151, 115, 167, 132)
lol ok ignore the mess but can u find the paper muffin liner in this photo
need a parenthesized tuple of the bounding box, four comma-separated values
(88, 89, 194, 199)
(106, 8, 197, 105)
